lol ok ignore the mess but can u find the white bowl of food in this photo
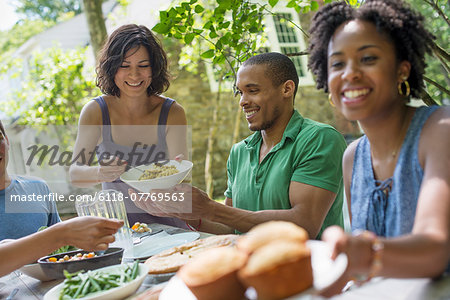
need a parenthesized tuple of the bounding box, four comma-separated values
(120, 160, 193, 193)
(43, 262, 149, 300)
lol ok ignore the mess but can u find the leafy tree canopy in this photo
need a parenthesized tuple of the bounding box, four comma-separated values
(11, 0, 82, 21)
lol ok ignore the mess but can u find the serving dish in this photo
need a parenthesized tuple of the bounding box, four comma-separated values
(120, 160, 193, 192)
(43, 263, 149, 300)
(38, 247, 124, 280)
(19, 263, 53, 281)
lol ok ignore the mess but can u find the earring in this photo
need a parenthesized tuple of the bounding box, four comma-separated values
(398, 78, 410, 97)
(328, 94, 335, 107)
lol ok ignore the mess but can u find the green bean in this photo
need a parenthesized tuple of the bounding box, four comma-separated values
(88, 277, 101, 292)
(131, 261, 139, 279)
(72, 276, 89, 298)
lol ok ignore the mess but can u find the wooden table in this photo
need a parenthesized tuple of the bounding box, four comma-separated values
(0, 223, 210, 300)
(1, 223, 449, 300)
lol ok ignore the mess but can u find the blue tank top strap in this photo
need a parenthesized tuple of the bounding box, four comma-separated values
(93, 96, 112, 142)
(157, 98, 174, 151)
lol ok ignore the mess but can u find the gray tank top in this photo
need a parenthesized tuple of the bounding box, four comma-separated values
(94, 96, 187, 228)
(351, 106, 439, 237)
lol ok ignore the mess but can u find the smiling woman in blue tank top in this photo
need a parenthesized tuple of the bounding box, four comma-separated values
(69, 24, 188, 228)
(308, 0, 449, 296)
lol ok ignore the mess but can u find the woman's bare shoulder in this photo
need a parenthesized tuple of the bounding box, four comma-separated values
(79, 98, 103, 125)
(167, 99, 187, 125)
(343, 137, 361, 165)
(421, 106, 450, 140)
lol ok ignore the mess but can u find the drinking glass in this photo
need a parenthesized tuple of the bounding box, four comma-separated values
(75, 189, 133, 254)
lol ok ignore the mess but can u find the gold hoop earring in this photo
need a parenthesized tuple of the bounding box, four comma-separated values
(398, 80, 410, 97)
(328, 94, 335, 107)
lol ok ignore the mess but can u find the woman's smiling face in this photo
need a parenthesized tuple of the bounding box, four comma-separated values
(114, 46, 152, 98)
(327, 19, 410, 122)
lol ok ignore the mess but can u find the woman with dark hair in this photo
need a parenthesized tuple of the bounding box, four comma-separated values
(70, 24, 188, 228)
(308, 0, 449, 295)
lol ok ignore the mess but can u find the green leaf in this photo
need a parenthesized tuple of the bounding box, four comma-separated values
(168, 7, 178, 18)
(152, 23, 170, 34)
(201, 49, 215, 59)
(159, 11, 168, 21)
(194, 5, 204, 13)
(184, 33, 195, 44)
(268, 0, 279, 7)
(311, 1, 319, 11)
(209, 30, 218, 38)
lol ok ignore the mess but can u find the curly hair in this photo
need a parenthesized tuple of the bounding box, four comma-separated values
(0, 120, 5, 137)
(96, 24, 170, 97)
(243, 52, 299, 99)
(307, 0, 435, 98)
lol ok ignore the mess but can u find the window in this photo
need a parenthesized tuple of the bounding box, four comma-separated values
(206, 6, 314, 92)
(264, 10, 314, 85)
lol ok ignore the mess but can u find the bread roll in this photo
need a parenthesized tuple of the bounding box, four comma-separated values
(178, 247, 248, 300)
(237, 221, 308, 254)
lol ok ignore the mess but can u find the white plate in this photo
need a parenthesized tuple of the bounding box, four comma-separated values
(43, 263, 149, 300)
(124, 231, 200, 260)
(19, 263, 53, 282)
(160, 240, 347, 300)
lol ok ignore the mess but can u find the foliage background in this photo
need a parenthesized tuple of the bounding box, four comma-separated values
(0, 0, 447, 200)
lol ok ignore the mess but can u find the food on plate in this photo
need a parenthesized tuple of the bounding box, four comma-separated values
(236, 220, 308, 254)
(132, 222, 151, 233)
(46, 252, 96, 263)
(138, 164, 179, 180)
(238, 241, 313, 300)
(59, 261, 139, 299)
(145, 234, 238, 274)
(178, 247, 248, 300)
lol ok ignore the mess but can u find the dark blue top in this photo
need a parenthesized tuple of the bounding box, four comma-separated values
(94, 96, 187, 228)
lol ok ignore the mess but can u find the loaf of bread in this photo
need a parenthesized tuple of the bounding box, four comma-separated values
(236, 221, 308, 254)
(238, 240, 313, 300)
(178, 247, 248, 300)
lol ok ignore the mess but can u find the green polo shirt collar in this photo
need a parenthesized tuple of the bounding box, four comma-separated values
(244, 110, 304, 152)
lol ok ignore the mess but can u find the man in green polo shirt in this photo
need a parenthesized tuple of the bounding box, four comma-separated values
(131, 52, 347, 239)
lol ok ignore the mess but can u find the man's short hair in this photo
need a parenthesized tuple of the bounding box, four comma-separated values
(0, 120, 5, 137)
(243, 52, 299, 99)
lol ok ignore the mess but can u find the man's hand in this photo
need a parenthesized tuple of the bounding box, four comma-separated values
(129, 184, 216, 221)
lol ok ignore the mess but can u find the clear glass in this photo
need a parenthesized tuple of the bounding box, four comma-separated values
(75, 189, 133, 254)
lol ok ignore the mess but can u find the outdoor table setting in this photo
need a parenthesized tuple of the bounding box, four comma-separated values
(1, 222, 450, 300)
(0, 159, 449, 300)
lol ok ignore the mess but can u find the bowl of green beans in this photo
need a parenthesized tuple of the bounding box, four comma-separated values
(43, 261, 149, 300)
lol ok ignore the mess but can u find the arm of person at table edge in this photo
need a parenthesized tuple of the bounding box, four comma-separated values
(326, 110, 450, 281)
(69, 101, 127, 187)
(190, 181, 337, 238)
(0, 217, 123, 277)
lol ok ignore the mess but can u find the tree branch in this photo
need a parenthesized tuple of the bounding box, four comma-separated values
(422, 0, 450, 27)
(423, 76, 450, 96)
